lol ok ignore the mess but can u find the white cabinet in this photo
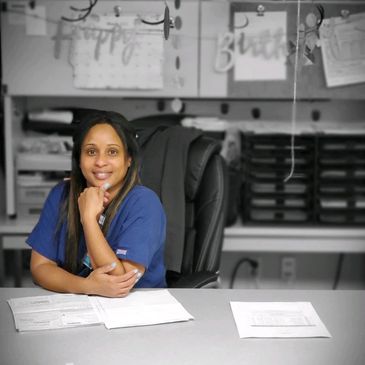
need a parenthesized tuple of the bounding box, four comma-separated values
(3, 96, 72, 217)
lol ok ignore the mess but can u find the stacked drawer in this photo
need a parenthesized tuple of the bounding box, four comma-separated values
(241, 133, 316, 225)
(317, 135, 365, 225)
(17, 182, 55, 218)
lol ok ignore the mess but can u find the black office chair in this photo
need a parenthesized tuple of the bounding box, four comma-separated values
(131, 119, 228, 288)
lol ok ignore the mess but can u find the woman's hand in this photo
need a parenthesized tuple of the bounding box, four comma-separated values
(78, 186, 110, 223)
(85, 263, 139, 298)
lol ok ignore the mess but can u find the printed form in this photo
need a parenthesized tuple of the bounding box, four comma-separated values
(7, 294, 100, 332)
(90, 290, 194, 329)
(230, 302, 331, 338)
(319, 12, 365, 87)
(7, 290, 193, 332)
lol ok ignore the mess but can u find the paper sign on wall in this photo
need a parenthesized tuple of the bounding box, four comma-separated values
(234, 12, 287, 81)
(319, 12, 365, 88)
(69, 15, 164, 90)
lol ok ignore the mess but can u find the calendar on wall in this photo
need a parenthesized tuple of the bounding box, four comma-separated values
(69, 14, 164, 90)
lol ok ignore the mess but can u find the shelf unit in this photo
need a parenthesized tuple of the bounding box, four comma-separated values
(240, 132, 365, 226)
(224, 224, 365, 253)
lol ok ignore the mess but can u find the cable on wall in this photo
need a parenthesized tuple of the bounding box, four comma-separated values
(61, 0, 98, 22)
(229, 258, 258, 289)
(284, 0, 302, 183)
(332, 253, 345, 290)
(140, 1, 173, 40)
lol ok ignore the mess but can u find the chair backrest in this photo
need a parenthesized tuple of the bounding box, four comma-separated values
(132, 120, 228, 287)
(184, 136, 228, 275)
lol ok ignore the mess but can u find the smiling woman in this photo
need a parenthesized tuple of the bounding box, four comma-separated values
(26, 110, 167, 297)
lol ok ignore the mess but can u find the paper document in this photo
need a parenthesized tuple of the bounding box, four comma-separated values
(90, 289, 194, 329)
(230, 302, 331, 338)
(8, 290, 193, 332)
(319, 12, 365, 87)
(234, 12, 287, 81)
(7, 294, 100, 332)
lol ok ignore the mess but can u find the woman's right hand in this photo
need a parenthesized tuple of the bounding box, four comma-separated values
(85, 263, 139, 298)
(78, 187, 106, 224)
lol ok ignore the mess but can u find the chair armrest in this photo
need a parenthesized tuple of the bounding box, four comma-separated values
(172, 271, 219, 288)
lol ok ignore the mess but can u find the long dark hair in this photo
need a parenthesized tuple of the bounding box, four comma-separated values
(60, 110, 140, 274)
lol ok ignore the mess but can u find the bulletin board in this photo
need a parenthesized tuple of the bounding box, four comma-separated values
(228, 1, 365, 100)
(1, 0, 199, 97)
(200, 0, 365, 100)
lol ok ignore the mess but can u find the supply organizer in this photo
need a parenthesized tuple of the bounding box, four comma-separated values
(317, 135, 365, 225)
(240, 132, 365, 226)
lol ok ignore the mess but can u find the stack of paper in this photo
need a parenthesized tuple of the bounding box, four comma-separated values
(90, 290, 194, 329)
(181, 117, 228, 131)
(7, 294, 100, 332)
(7, 290, 193, 332)
(28, 110, 74, 124)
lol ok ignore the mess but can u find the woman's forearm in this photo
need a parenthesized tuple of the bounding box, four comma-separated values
(31, 263, 91, 294)
(82, 219, 126, 275)
(31, 259, 140, 298)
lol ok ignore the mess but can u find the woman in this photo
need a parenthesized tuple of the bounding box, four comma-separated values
(27, 110, 166, 297)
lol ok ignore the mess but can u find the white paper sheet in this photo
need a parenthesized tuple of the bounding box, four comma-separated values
(90, 289, 194, 329)
(319, 12, 365, 88)
(28, 110, 73, 124)
(7, 294, 101, 332)
(234, 12, 287, 81)
(230, 301, 331, 338)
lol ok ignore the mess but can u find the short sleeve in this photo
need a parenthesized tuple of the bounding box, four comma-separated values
(109, 187, 166, 269)
(26, 182, 66, 263)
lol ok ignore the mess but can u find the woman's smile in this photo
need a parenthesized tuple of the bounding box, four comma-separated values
(93, 171, 112, 180)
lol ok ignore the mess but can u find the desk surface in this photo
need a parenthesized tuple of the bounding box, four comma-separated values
(1, 288, 364, 365)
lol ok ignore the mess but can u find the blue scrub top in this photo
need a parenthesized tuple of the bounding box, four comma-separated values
(27, 182, 167, 288)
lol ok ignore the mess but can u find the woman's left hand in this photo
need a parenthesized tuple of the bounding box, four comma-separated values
(78, 187, 110, 223)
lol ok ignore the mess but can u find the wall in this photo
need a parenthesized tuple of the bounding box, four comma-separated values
(220, 252, 365, 290)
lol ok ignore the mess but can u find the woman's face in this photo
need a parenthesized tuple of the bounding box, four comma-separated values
(80, 123, 131, 198)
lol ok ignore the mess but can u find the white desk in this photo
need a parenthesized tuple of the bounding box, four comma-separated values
(1, 288, 364, 365)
